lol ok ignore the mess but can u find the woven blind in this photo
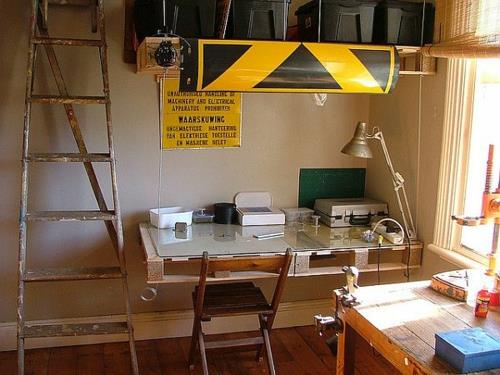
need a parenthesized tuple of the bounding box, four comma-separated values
(422, 0, 500, 58)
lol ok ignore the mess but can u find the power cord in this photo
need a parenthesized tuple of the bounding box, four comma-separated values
(404, 230, 411, 282)
(377, 235, 383, 285)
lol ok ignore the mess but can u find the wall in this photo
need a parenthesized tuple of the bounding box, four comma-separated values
(366, 59, 458, 278)
(0, 0, 369, 323)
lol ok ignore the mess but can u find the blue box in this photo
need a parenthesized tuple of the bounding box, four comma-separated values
(435, 327, 500, 373)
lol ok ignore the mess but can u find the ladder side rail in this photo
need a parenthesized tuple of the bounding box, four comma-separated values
(19, 2, 40, 373)
(96, 1, 139, 373)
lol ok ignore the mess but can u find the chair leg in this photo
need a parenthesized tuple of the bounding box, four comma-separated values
(188, 318, 201, 370)
(255, 314, 266, 361)
(262, 325, 276, 375)
(198, 330, 209, 375)
(259, 315, 276, 375)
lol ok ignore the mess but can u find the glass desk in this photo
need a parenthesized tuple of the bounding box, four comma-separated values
(139, 222, 423, 283)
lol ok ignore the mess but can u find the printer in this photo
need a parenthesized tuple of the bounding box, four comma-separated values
(314, 198, 388, 228)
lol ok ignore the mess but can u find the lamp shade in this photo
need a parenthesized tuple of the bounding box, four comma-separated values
(341, 122, 373, 158)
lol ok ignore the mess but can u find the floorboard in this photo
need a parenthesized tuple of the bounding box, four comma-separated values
(0, 325, 397, 374)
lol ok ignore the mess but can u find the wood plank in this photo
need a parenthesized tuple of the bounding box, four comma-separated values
(413, 285, 500, 337)
(294, 263, 420, 277)
(273, 327, 333, 375)
(24, 266, 123, 281)
(23, 322, 129, 338)
(25, 348, 50, 375)
(155, 337, 191, 375)
(76, 344, 104, 375)
(32, 37, 103, 46)
(0, 350, 17, 375)
(382, 325, 455, 373)
(296, 325, 337, 370)
(159, 272, 279, 284)
(103, 342, 132, 375)
(48, 0, 92, 6)
(28, 153, 112, 162)
(205, 336, 264, 350)
(139, 223, 165, 282)
(135, 340, 162, 375)
(30, 95, 107, 104)
(48, 346, 77, 375)
(208, 254, 289, 273)
(26, 210, 115, 221)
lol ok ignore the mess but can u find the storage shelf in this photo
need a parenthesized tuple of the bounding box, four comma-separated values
(135, 38, 435, 76)
(294, 263, 420, 278)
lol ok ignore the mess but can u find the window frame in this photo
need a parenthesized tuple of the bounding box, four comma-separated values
(429, 58, 492, 268)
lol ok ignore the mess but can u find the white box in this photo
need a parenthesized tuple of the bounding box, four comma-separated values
(149, 207, 193, 229)
(234, 192, 285, 226)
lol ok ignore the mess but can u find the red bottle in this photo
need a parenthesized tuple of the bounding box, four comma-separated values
(474, 288, 490, 318)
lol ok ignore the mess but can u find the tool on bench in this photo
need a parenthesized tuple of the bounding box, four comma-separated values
(314, 266, 360, 354)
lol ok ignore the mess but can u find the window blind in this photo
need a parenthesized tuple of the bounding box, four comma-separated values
(422, 0, 500, 58)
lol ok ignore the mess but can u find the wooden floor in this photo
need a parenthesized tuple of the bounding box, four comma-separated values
(0, 326, 396, 375)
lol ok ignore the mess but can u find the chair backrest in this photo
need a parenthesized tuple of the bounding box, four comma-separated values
(194, 249, 294, 326)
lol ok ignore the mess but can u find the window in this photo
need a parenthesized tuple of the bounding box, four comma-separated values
(430, 58, 500, 271)
(459, 60, 500, 262)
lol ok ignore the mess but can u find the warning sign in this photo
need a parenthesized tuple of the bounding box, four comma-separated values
(162, 79, 242, 149)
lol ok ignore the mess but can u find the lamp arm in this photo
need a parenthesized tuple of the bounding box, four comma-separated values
(371, 131, 398, 179)
(368, 130, 417, 239)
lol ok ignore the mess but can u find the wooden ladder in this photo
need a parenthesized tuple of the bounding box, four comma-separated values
(18, 1, 138, 374)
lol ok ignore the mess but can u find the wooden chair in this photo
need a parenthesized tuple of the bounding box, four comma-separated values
(188, 248, 294, 375)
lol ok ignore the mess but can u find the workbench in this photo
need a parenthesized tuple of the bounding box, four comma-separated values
(336, 281, 500, 375)
(139, 222, 422, 283)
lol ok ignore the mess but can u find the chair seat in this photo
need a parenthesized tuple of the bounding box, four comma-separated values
(194, 282, 273, 320)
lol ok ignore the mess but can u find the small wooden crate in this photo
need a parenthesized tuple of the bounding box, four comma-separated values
(136, 37, 182, 76)
(397, 45, 437, 75)
(293, 242, 423, 277)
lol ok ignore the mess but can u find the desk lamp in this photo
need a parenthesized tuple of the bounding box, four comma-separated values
(341, 122, 417, 240)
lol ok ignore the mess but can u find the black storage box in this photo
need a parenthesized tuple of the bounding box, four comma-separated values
(373, 1, 434, 46)
(295, 0, 377, 43)
(226, 0, 291, 40)
(134, 0, 217, 43)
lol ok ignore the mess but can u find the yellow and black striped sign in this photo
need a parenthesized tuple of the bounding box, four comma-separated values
(180, 39, 399, 94)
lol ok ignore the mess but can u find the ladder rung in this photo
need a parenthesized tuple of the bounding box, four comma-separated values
(23, 322, 129, 338)
(26, 211, 116, 221)
(27, 153, 112, 162)
(24, 267, 123, 282)
(30, 95, 108, 104)
(33, 37, 103, 46)
(49, 0, 94, 7)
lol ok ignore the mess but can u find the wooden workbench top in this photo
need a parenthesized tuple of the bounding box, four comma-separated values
(340, 281, 500, 374)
